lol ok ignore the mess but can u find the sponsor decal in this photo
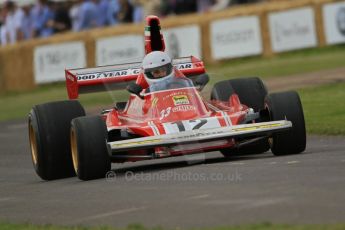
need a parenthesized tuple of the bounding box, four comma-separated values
(176, 63, 192, 70)
(231, 123, 283, 132)
(171, 130, 225, 140)
(159, 105, 195, 120)
(77, 68, 140, 81)
(172, 105, 195, 112)
(173, 95, 189, 105)
(163, 91, 187, 101)
(112, 138, 162, 148)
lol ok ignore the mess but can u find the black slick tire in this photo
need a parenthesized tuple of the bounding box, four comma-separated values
(28, 100, 85, 180)
(70, 116, 111, 180)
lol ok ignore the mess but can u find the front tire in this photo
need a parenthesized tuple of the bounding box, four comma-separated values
(265, 91, 306, 155)
(71, 116, 111, 180)
(28, 100, 85, 180)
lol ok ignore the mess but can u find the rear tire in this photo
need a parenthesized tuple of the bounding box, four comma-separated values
(28, 100, 85, 180)
(265, 91, 306, 155)
(70, 116, 111, 180)
(211, 77, 269, 157)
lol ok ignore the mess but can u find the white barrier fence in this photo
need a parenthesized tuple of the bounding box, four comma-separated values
(33, 0, 345, 84)
(323, 1, 345, 44)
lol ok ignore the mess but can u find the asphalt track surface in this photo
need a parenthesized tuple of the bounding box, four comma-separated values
(1, 119, 345, 228)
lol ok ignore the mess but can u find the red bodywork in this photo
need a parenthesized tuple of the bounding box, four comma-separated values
(101, 83, 250, 161)
(64, 15, 253, 162)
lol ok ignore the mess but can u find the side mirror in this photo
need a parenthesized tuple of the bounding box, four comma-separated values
(127, 83, 143, 98)
(195, 73, 209, 91)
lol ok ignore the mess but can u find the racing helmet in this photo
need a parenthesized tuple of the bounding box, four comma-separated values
(142, 51, 173, 85)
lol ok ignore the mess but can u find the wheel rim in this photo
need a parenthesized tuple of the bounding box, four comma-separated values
(29, 119, 38, 166)
(70, 128, 79, 174)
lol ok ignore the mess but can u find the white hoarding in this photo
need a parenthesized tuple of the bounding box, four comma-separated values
(323, 1, 345, 45)
(163, 25, 202, 59)
(96, 35, 145, 66)
(34, 42, 86, 84)
(210, 16, 263, 60)
(269, 7, 317, 52)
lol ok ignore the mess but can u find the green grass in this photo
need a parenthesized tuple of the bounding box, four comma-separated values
(298, 83, 345, 135)
(0, 82, 129, 121)
(1, 222, 345, 230)
(0, 222, 151, 230)
(207, 45, 345, 84)
(0, 45, 345, 136)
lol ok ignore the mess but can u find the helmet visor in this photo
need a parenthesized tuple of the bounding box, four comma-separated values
(144, 63, 173, 80)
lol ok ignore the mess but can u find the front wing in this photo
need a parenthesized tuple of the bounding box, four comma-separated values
(108, 120, 292, 153)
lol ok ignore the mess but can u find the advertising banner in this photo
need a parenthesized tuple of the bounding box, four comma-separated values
(163, 25, 202, 59)
(210, 16, 263, 60)
(323, 1, 345, 45)
(96, 34, 145, 66)
(268, 7, 317, 52)
(34, 42, 86, 83)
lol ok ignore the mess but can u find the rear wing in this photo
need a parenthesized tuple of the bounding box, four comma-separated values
(65, 56, 205, 99)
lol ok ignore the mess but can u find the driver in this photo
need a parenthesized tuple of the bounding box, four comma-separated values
(138, 51, 193, 92)
(143, 51, 173, 83)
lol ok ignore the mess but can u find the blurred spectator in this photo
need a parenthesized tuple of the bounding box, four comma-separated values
(18, 1, 34, 40)
(75, 0, 99, 31)
(197, 0, 215, 13)
(107, 0, 120, 25)
(97, 0, 109, 26)
(131, 0, 143, 23)
(116, 0, 133, 23)
(0, 0, 264, 46)
(0, 5, 7, 45)
(69, 0, 80, 31)
(231, 0, 263, 4)
(169, 0, 197, 15)
(3, 1, 25, 44)
(31, 0, 55, 38)
(48, 1, 71, 33)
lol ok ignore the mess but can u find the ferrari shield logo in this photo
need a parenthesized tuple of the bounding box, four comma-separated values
(172, 95, 189, 105)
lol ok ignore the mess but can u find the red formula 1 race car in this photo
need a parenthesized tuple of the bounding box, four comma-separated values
(28, 16, 306, 181)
